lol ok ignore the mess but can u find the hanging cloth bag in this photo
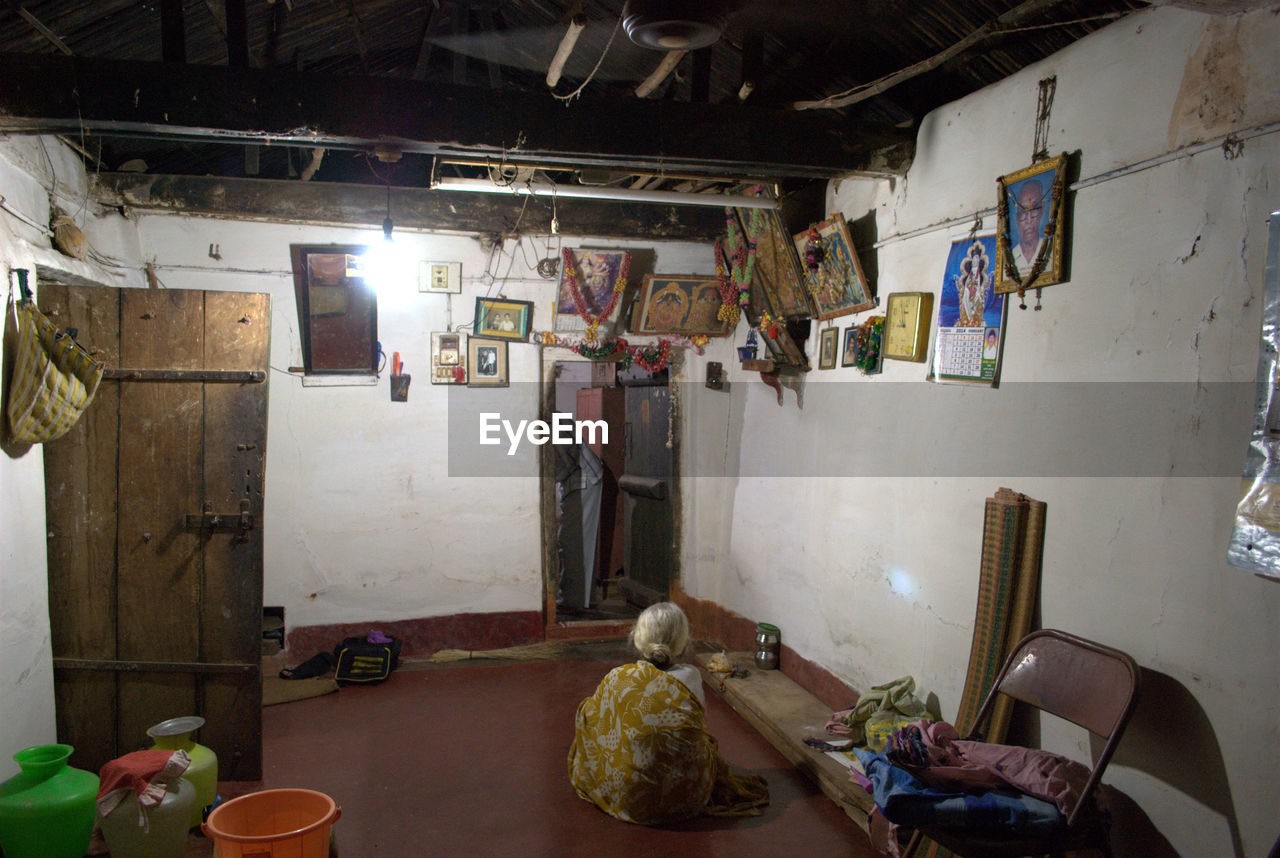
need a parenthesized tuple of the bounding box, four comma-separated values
(6, 292, 104, 443)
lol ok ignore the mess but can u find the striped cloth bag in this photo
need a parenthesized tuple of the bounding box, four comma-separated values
(6, 299, 104, 443)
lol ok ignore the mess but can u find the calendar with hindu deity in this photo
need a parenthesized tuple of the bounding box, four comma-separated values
(931, 235, 1006, 386)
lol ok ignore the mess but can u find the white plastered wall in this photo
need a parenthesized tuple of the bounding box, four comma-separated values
(678, 6, 1280, 856)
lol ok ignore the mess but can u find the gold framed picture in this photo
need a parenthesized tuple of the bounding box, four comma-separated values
(995, 153, 1068, 294)
(630, 275, 733, 336)
(467, 337, 508, 387)
(474, 298, 532, 341)
(818, 326, 839, 370)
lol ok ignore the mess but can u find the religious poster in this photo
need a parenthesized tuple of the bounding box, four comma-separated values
(931, 235, 1006, 386)
(555, 248, 631, 335)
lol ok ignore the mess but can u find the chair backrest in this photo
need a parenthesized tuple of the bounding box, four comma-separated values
(968, 628, 1141, 827)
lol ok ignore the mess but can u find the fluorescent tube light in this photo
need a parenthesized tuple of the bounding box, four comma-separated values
(432, 177, 776, 209)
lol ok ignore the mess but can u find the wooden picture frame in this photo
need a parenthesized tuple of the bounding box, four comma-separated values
(631, 275, 733, 336)
(818, 326, 839, 370)
(793, 215, 874, 320)
(474, 297, 532, 341)
(841, 325, 859, 368)
(995, 153, 1068, 294)
(467, 337, 508, 387)
(555, 248, 632, 334)
(289, 244, 378, 375)
(734, 207, 813, 319)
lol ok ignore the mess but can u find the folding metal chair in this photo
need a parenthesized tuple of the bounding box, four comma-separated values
(902, 629, 1141, 858)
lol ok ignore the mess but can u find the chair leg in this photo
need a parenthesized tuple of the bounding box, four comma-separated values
(901, 830, 923, 858)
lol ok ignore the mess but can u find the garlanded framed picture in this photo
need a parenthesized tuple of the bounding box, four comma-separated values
(818, 326, 838, 370)
(733, 206, 813, 319)
(474, 297, 532, 341)
(793, 215, 875, 320)
(467, 337, 508, 387)
(995, 153, 1068, 295)
(631, 275, 734, 336)
(555, 248, 633, 335)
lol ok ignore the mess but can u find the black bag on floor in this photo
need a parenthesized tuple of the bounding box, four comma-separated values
(333, 635, 402, 686)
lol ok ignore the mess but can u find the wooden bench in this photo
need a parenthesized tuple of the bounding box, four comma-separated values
(695, 652, 874, 833)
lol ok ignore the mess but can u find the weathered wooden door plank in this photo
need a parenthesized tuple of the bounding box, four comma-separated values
(43, 284, 121, 772)
(198, 291, 268, 779)
(116, 289, 205, 754)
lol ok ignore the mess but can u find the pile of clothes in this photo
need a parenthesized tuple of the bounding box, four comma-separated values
(850, 719, 1099, 856)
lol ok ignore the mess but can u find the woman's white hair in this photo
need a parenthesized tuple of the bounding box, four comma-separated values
(629, 601, 690, 669)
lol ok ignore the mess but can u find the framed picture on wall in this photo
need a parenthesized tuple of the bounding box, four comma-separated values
(792, 215, 875, 320)
(733, 206, 813, 319)
(555, 248, 632, 334)
(818, 326, 839, 370)
(467, 337, 508, 387)
(630, 275, 734, 336)
(995, 153, 1068, 295)
(474, 297, 532, 341)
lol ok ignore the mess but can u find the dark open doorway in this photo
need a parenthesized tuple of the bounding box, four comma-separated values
(540, 352, 677, 629)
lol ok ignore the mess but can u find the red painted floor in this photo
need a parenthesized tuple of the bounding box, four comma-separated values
(250, 655, 880, 857)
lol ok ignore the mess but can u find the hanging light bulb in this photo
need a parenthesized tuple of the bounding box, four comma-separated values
(366, 184, 411, 300)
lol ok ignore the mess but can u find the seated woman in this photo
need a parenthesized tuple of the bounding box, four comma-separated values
(567, 601, 769, 825)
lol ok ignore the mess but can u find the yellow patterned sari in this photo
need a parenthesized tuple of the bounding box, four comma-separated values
(568, 661, 769, 825)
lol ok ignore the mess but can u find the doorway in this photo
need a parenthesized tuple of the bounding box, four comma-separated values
(541, 351, 678, 628)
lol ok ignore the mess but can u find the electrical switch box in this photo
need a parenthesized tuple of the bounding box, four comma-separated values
(431, 332, 468, 384)
(419, 261, 462, 293)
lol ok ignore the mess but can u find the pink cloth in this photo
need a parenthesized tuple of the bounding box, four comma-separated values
(894, 720, 1092, 816)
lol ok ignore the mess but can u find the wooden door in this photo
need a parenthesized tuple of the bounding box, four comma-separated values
(619, 383, 673, 606)
(41, 284, 269, 780)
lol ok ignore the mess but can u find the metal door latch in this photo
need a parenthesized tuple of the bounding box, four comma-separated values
(185, 499, 255, 542)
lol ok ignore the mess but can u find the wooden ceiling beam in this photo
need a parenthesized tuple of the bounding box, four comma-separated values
(95, 172, 727, 241)
(0, 52, 914, 179)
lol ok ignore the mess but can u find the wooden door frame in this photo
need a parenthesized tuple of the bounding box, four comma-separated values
(538, 348, 682, 639)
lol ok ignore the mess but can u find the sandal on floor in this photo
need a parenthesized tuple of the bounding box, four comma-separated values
(279, 652, 334, 679)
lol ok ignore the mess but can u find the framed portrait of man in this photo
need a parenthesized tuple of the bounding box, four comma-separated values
(995, 153, 1068, 295)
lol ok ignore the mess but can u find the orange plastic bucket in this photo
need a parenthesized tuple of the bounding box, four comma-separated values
(202, 788, 340, 858)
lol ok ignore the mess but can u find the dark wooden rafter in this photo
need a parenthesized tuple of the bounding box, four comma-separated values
(97, 172, 728, 241)
(3, 1, 73, 55)
(0, 53, 912, 179)
(160, 0, 185, 63)
(224, 0, 247, 67)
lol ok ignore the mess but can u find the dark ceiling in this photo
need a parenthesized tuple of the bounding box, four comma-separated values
(0, 0, 1159, 236)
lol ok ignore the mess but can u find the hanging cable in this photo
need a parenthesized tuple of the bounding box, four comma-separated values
(550, 14, 622, 105)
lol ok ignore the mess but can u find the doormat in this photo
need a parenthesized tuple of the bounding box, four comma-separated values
(263, 676, 339, 706)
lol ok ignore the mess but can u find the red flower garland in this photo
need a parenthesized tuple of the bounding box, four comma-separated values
(561, 248, 632, 340)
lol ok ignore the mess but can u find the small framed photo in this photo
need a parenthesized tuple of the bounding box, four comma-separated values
(818, 326, 839, 370)
(474, 297, 533, 341)
(841, 325, 858, 368)
(467, 337, 508, 387)
(995, 153, 1068, 294)
(631, 275, 733, 336)
(792, 215, 874, 320)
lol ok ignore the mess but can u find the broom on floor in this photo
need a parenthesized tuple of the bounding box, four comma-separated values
(411, 640, 582, 664)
